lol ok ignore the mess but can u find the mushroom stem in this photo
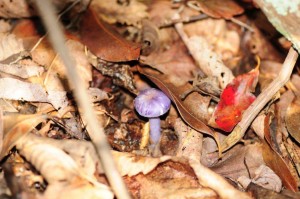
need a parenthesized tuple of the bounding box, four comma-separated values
(149, 117, 161, 144)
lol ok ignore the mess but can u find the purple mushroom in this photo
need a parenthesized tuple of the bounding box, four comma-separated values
(134, 88, 171, 145)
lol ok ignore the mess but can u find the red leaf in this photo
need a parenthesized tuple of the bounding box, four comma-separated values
(209, 68, 259, 132)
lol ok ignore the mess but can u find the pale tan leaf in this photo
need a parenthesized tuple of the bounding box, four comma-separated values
(44, 181, 113, 199)
(174, 118, 203, 160)
(0, 0, 33, 18)
(15, 133, 113, 199)
(190, 158, 252, 199)
(0, 33, 24, 61)
(0, 77, 49, 102)
(0, 62, 44, 78)
(91, 0, 148, 27)
(0, 20, 11, 33)
(112, 150, 172, 176)
(0, 113, 46, 159)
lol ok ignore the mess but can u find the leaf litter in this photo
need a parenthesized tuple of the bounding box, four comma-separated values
(0, 0, 300, 198)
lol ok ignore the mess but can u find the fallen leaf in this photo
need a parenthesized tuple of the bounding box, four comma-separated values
(0, 78, 48, 103)
(15, 133, 113, 199)
(194, 0, 244, 19)
(183, 36, 234, 89)
(0, 62, 44, 78)
(246, 182, 300, 199)
(140, 42, 197, 82)
(91, 0, 148, 26)
(0, 0, 34, 18)
(0, 0, 89, 19)
(80, 8, 140, 62)
(0, 33, 24, 61)
(263, 115, 298, 192)
(211, 143, 264, 181)
(286, 99, 300, 144)
(209, 67, 259, 132)
(174, 118, 203, 160)
(0, 19, 11, 33)
(0, 113, 47, 160)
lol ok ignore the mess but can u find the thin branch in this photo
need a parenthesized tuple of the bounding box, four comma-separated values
(221, 47, 298, 152)
(32, 1, 131, 198)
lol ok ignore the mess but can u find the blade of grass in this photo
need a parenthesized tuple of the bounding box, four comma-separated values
(33, 1, 131, 198)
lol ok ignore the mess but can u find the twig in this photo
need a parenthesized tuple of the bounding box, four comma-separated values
(32, 1, 131, 199)
(221, 47, 298, 152)
(159, 14, 208, 28)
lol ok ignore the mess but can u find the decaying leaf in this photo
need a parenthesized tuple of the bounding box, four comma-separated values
(91, 0, 148, 26)
(80, 8, 140, 62)
(0, 0, 89, 19)
(211, 143, 265, 182)
(15, 133, 113, 199)
(174, 118, 203, 160)
(182, 35, 234, 89)
(209, 67, 259, 132)
(285, 99, 300, 144)
(263, 115, 298, 192)
(0, 0, 35, 18)
(190, 158, 251, 199)
(0, 33, 24, 61)
(238, 165, 282, 192)
(0, 113, 47, 160)
(140, 42, 197, 82)
(0, 62, 44, 78)
(193, 0, 244, 19)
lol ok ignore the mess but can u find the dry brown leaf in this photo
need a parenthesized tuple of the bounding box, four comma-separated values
(0, 0, 34, 18)
(0, 77, 68, 110)
(0, 19, 11, 33)
(174, 118, 203, 160)
(184, 18, 240, 66)
(190, 158, 252, 199)
(263, 115, 298, 192)
(141, 42, 197, 82)
(91, 0, 148, 27)
(80, 8, 140, 62)
(238, 165, 282, 192)
(177, 33, 234, 89)
(112, 150, 172, 177)
(0, 77, 48, 102)
(123, 157, 217, 199)
(43, 181, 113, 199)
(285, 99, 300, 144)
(0, 0, 89, 19)
(0, 62, 44, 78)
(211, 143, 265, 181)
(0, 33, 24, 61)
(194, 0, 244, 19)
(15, 133, 113, 199)
(39, 39, 92, 91)
(0, 113, 46, 160)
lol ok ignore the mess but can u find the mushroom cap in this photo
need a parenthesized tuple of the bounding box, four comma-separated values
(134, 88, 171, 118)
